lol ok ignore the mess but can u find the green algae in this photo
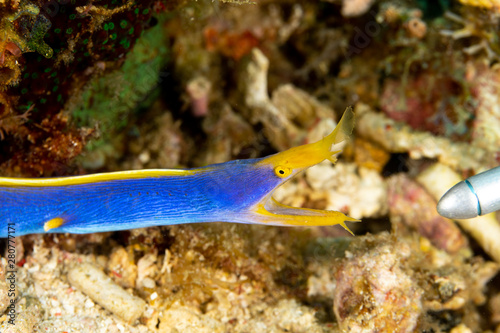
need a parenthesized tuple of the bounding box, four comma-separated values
(71, 14, 171, 150)
(4, 0, 53, 58)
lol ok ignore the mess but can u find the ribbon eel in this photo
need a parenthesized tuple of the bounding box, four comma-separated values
(0, 109, 359, 237)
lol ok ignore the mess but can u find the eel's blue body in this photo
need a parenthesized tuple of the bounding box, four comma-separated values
(1, 160, 278, 236)
(0, 109, 358, 237)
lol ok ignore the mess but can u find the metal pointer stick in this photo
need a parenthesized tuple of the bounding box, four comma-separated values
(437, 166, 500, 219)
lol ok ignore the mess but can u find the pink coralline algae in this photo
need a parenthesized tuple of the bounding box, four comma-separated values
(333, 237, 423, 333)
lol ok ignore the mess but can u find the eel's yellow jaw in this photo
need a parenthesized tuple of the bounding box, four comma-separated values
(255, 196, 360, 235)
(250, 108, 360, 234)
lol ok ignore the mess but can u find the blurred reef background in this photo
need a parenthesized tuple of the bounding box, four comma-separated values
(2, 0, 500, 332)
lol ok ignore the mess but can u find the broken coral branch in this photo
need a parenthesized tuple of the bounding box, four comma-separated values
(355, 103, 498, 173)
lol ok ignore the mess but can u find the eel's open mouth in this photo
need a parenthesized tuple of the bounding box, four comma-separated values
(250, 107, 360, 234)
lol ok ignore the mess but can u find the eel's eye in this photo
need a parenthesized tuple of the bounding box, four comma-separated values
(274, 166, 292, 178)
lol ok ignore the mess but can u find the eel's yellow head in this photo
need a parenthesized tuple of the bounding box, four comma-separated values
(257, 107, 355, 178)
(247, 107, 359, 234)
